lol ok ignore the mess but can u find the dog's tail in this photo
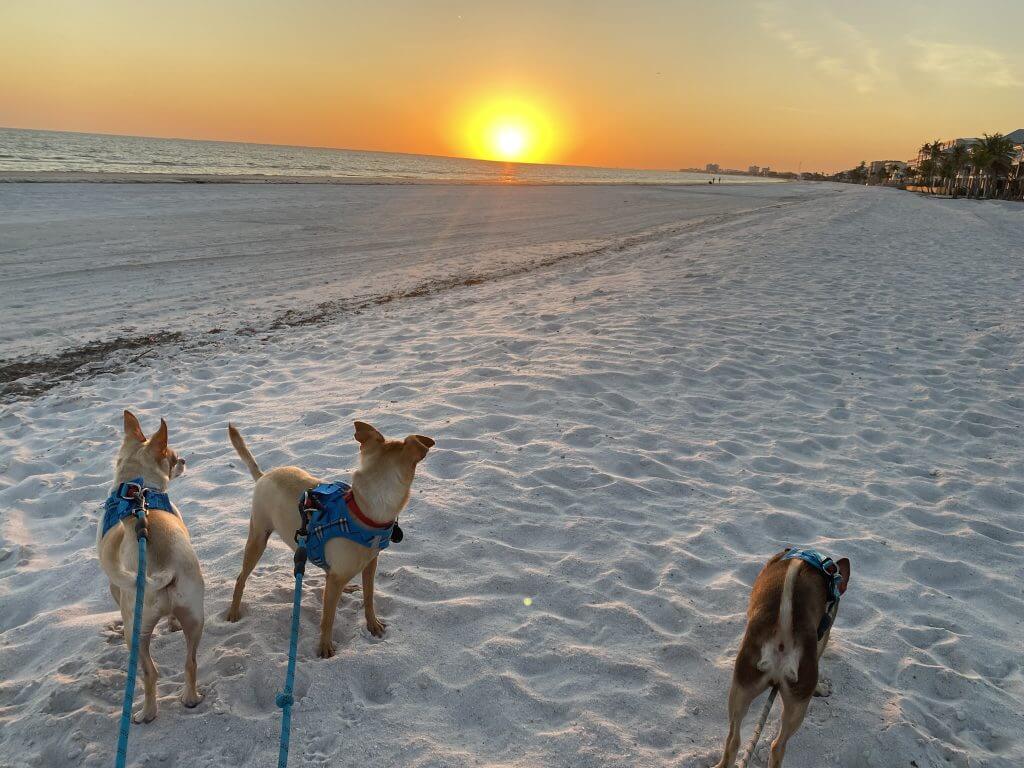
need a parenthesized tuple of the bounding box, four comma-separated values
(109, 563, 176, 594)
(228, 423, 263, 481)
(757, 557, 803, 683)
(778, 557, 800, 646)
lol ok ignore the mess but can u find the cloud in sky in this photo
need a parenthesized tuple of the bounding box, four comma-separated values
(908, 38, 1019, 88)
(758, 2, 887, 94)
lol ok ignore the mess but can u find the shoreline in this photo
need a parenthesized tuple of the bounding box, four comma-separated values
(0, 170, 785, 186)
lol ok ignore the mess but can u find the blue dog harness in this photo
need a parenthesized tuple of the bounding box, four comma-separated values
(782, 547, 846, 639)
(102, 478, 176, 538)
(300, 482, 402, 570)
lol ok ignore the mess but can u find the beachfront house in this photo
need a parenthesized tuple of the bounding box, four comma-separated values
(1007, 129, 1024, 200)
(869, 160, 908, 184)
(906, 129, 1024, 199)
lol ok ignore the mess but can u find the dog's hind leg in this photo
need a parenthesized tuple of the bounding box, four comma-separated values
(125, 604, 162, 724)
(768, 690, 810, 768)
(105, 584, 126, 637)
(173, 605, 204, 708)
(226, 520, 272, 622)
(714, 675, 767, 768)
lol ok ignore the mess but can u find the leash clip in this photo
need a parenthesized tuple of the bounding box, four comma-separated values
(296, 491, 317, 543)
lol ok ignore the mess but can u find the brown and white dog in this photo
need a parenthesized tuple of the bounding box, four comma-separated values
(96, 411, 205, 723)
(225, 421, 434, 658)
(714, 549, 850, 768)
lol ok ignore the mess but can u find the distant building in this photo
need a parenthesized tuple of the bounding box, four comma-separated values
(869, 160, 908, 177)
(1011, 137, 1024, 198)
(761, 166, 771, 175)
(748, 165, 760, 176)
(705, 163, 720, 174)
(900, 130, 1024, 198)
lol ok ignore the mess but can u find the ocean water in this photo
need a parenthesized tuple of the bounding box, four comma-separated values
(0, 127, 775, 185)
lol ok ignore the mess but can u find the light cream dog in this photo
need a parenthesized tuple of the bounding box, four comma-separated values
(226, 421, 434, 658)
(96, 411, 205, 723)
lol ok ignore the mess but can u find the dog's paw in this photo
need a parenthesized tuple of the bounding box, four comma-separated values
(317, 639, 336, 659)
(342, 584, 361, 594)
(366, 617, 387, 638)
(225, 606, 242, 623)
(165, 616, 182, 633)
(103, 620, 125, 642)
(814, 677, 833, 697)
(132, 706, 158, 724)
(181, 689, 204, 709)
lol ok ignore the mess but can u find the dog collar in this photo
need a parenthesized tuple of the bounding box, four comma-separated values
(343, 489, 389, 530)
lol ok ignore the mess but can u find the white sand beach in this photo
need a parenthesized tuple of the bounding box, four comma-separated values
(1, 182, 1022, 768)
(0, 181, 793, 362)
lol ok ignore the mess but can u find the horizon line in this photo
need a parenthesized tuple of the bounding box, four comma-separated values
(0, 123, 709, 176)
(0, 123, 814, 176)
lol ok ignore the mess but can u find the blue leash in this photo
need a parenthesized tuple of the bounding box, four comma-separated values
(115, 502, 150, 768)
(276, 503, 311, 768)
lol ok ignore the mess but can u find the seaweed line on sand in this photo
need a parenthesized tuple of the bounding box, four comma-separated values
(0, 198, 807, 403)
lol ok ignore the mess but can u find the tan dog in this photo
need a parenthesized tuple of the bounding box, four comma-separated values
(714, 549, 850, 768)
(225, 421, 434, 658)
(96, 411, 205, 723)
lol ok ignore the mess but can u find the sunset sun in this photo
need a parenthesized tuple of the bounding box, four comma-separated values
(493, 124, 528, 160)
(458, 95, 561, 164)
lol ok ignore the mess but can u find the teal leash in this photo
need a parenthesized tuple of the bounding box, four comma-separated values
(276, 502, 311, 768)
(115, 498, 150, 768)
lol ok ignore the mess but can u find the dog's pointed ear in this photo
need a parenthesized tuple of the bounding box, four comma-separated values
(147, 418, 169, 457)
(837, 557, 851, 595)
(404, 434, 435, 462)
(123, 410, 146, 443)
(354, 421, 384, 446)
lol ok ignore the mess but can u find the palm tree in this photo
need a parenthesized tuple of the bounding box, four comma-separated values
(918, 158, 937, 194)
(970, 134, 1015, 198)
(927, 140, 945, 192)
(938, 155, 954, 195)
(946, 143, 969, 198)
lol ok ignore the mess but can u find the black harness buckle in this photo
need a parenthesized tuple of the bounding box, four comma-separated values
(291, 491, 319, 576)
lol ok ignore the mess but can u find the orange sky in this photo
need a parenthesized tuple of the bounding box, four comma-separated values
(2, 1, 1022, 172)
